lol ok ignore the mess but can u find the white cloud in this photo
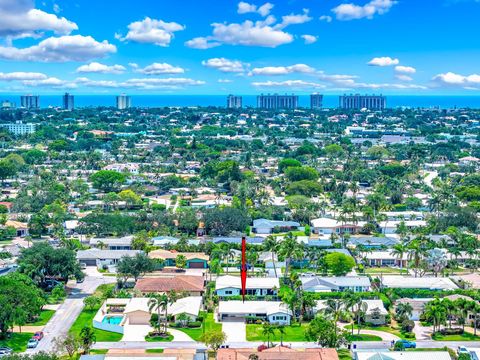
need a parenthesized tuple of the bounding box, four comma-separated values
(276, 9, 312, 29)
(251, 79, 326, 88)
(185, 37, 221, 49)
(76, 62, 126, 74)
(186, 19, 294, 48)
(237, 2, 274, 17)
(368, 56, 399, 66)
(332, 0, 397, 20)
(395, 74, 413, 81)
(135, 62, 185, 75)
(0, 0, 77, 39)
(202, 58, 247, 73)
(319, 15, 333, 22)
(301, 34, 317, 44)
(128, 63, 139, 69)
(395, 65, 416, 74)
(249, 63, 315, 76)
(53, 3, 61, 13)
(75, 77, 206, 90)
(432, 72, 480, 87)
(0, 35, 116, 62)
(22, 77, 77, 89)
(119, 17, 185, 46)
(0, 72, 47, 81)
(218, 79, 233, 83)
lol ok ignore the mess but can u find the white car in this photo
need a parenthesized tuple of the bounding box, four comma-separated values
(458, 346, 469, 355)
(27, 339, 38, 349)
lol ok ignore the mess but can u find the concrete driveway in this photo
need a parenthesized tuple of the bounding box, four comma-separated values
(221, 319, 246, 342)
(122, 325, 152, 341)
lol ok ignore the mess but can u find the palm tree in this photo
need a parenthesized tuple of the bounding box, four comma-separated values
(79, 326, 96, 354)
(391, 243, 408, 272)
(277, 325, 286, 346)
(395, 303, 413, 322)
(148, 293, 169, 334)
(262, 322, 276, 348)
(263, 236, 279, 277)
(322, 299, 345, 338)
(277, 232, 303, 279)
(407, 238, 428, 277)
(424, 301, 446, 333)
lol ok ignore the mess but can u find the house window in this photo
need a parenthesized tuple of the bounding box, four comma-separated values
(225, 290, 233, 295)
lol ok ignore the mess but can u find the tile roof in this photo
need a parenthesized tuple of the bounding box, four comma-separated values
(135, 275, 205, 293)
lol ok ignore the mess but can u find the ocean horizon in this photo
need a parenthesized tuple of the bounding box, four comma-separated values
(3, 94, 480, 110)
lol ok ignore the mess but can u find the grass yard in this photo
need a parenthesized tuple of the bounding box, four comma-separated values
(146, 349, 164, 353)
(176, 312, 222, 341)
(352, 324, 414, 340)
(364, 267, 408, 275)
(0, 332, 34, 352)
(337, 349, 353, 360)
(432, 332, 480, 341)
(246, 323, 308, 342)
(347, 334, 382, 341)
(69, 308, 122, 342)
(145, 333, 174, 342)
(27, 309, 55, 326)
(90, 349, 109, 354)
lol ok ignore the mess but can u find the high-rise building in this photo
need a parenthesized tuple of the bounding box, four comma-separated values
(62, 93, 74, 110)
(310, 93, 323, 109)
(339, 94, 386, 110)
(116, 94, 131, 110)
(257, 93, 298, 109)
(1, 100, 15, 109)
(227, 95, 242, 109)
(20, 95, 39, 109)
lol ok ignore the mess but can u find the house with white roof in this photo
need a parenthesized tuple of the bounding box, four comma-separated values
(215, 275, 279, 297)
(363, 251, 408, 268)
(310, 217, 365, 236)
(315, 299, 388, 325)
(378, 220, 426, 235)
(301, 276, 371, 293)
(380, 276, 458, 290)
(217, 301, 292, 325)
(354, 351, 451, 360)
(252, 218, 300, 234)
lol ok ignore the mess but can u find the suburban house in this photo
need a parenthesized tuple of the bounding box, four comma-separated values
(80, 348, 198, 360)
(134, 275, 205, 296)
(378, 220, 427, 235)
(380, 276, 458, 290)
(149, 249, 209, 269)
(363, 251, 408, 268)
(217, 346, 339, 360)
(89, 236, 133, 250)
(252, 218, 300, 234)
(394, 298, 432, 321)
(5, 220, 28, 237)
(301, 276, 371, 293)
(348, 236, 398, 249)
(354, 351, 451, 360)
(217, 301, 292, 325)
(215, 275, 279, 297)
(93, 296, 203, 333)
(76, 249, 142, 268)
(310, 217, 365, 236)
(258, 251, 286, 269)
(315, 299, 388, 325)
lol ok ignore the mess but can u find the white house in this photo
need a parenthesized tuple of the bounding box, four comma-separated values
(76, 249, 142, 268)
(89, 236, 133, 250)
(310, 217, 365, 235)
(315, 299, 388, 325)
(217, 301, 292, 325)
(378, 220, 426, 235)
(364, 251, 408, 268)
(215, 275, 279, 297)
(395, 298, 432, 321)
(381, 276, 458, 290)
(354, 351, 451, 360)
(301, 276, 371, 293)
(252, 219, 300, 234)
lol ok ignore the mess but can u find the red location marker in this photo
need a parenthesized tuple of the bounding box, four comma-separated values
(241, 236, 247, 303)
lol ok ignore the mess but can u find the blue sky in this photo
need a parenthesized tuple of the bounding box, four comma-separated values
(0, 0, 480, 95)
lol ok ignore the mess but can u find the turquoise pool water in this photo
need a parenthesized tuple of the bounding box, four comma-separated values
(102, 315, 123, 325)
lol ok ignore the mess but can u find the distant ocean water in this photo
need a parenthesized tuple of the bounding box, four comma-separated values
(3, 94, 480, 109)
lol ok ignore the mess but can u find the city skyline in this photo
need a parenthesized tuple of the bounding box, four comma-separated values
(0, 0, 479, 95)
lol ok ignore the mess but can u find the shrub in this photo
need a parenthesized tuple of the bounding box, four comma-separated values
(187, 321, 202, 328)
(401, 320, 415, 333)
(394, 341, 405, 351)
(439, 328, 463, 335)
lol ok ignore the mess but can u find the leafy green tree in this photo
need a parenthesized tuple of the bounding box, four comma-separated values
(285, 166, 319, 182)
(89, 170, 127, 192)
(278, 158, 302, 173)
(175, 254, 187, 269)
(306, 314, 349, 348)
(203, 207, 250, 236)
(117, 253, 156, 282)
(200, 330, 227, 354)
(83, 296, 101, 310)
(53, 334, 80, 359)
(286, 180, 322, 196)
(324, 252, 355, 276)
(79, 326, 96, 354)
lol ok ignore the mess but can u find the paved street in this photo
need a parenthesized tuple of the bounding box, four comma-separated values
(28, 269, 116, 354)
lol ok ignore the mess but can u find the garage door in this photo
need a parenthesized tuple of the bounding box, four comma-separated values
(81, 259, 97, 266)
(189, 261, 205, 268)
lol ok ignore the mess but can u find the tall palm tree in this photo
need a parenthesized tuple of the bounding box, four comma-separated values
(395, 303, 413, 322)
(263, 236, 279, 277)
(148, 293, 169, 333)
(262, 322, 276, 348)
(322, 299, 345, 338)
(277, 325, 286, 346)
(277, 232, 303, 279)
(391, 243, 408, 272)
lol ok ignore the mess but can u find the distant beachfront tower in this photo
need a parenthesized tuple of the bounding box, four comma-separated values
(62, 92, 74, 110)
(339, 94, 386, 110)
(116, 94, 131, 110)
(257, 93, 298, 109)
(310, 93, 323, 109)
(227, 94, 242, 109)
(20, 94, 40, 109)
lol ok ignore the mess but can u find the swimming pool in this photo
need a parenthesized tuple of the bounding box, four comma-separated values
(102, 315, 123, 325)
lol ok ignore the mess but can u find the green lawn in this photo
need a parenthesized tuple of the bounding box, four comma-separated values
(145, 333, 174, 342)
(176, 312, 222, 341)
(246, 323, 308, 342)
(351, 324, 414, 340)
(146, 349, 164, 353)
(0, 332, 34, 352)
(69, 308, 122, 342)
(432, 332, 480, 341)
(90, 349, 109, 354)
(27, 310, 55, 326)
(364, 267, 408, 275)
(337, 349, 352, 360)
(347, 334, 382, 341)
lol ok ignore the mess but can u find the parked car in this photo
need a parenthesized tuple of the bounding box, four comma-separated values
(458, 346, 469, 355)
(27, 339, 38, 349)
(396, 340, 416, 349)
(33, 331, 44, 341)
(0, 347, 13, 356)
